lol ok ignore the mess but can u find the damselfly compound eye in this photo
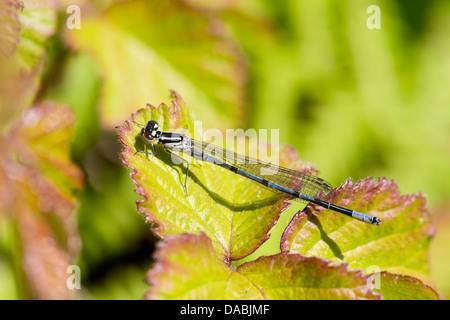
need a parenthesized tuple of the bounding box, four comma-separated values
(146, 120, 159, 132)
(141, 120, 161, 142)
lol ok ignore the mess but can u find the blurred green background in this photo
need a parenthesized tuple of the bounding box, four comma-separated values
(1, 0, 449, 299)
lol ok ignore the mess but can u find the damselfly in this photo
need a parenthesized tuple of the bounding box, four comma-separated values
(134, 120, 381, 226)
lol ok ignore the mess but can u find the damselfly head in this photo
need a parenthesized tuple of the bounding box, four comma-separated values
(141, 120, 161, 143)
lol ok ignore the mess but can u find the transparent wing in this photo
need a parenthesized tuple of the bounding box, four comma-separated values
(192, 139, 335, 202)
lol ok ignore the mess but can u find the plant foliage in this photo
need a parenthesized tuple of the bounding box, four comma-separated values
(117, 92, 440, 300)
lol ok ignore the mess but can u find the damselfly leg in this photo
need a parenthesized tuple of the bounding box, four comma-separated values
(165, 149, 190, 196)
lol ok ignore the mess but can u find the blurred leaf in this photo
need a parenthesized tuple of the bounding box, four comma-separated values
(0, 0, 23, 56)
(87, 264, 149, 300)
(429, 205, 450, 299)
(373, 272, 441, 300)
(117, 91, 318, 261)
(15, 197, 75, 299)
(281, 178, 435, 284)
(15, 0, 58, 69)
(182, 0, 233, 12)
(0, 103, 83, 299)
(42, 52, 101, 161)
(146, 232, 380, 300)
(0, 255, 17, 299)
(0, 0, 58, 131)
(65, 0, 247, 130)
(77, 166, 148, 270)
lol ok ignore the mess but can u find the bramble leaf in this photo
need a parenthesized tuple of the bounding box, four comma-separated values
(65, 0, 247, 130)
(0, 0, 23, 56)
(0, 0, 58, 129)
(281, 178, 435, 285)
(372, 272, 441, 300)
(146, 232, 380, 300)
(0, 103, 83, 299)
(0, 1, 81, 299)
(117, 91, 318, 262)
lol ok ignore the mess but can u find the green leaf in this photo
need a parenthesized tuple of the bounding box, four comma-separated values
(281, 178, 435, 284)
(373, 272, 441, 300)
(65, 0, 247, 130)
(146, 232, 380, 300)
(0, 0, 23, 56)
(117, 91, 318, 261)
(429, 208, 450, 299)
(0, 103, 83, 299)
(0, 0, 58, 130)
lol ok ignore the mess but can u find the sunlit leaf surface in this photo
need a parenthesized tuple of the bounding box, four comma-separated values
(373, 272, 441, 300)
(117, 91, 318, 262)
(145, 233, 380, 300)
(281, 178, 435, 284)
(0, 0, 23, 56)
(0, 0, 58, 131)
(0, 103, 83, 299)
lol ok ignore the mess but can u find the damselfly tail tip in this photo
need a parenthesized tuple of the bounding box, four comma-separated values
(372, 217, 381, 226)
(352, 210, 381, 226)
